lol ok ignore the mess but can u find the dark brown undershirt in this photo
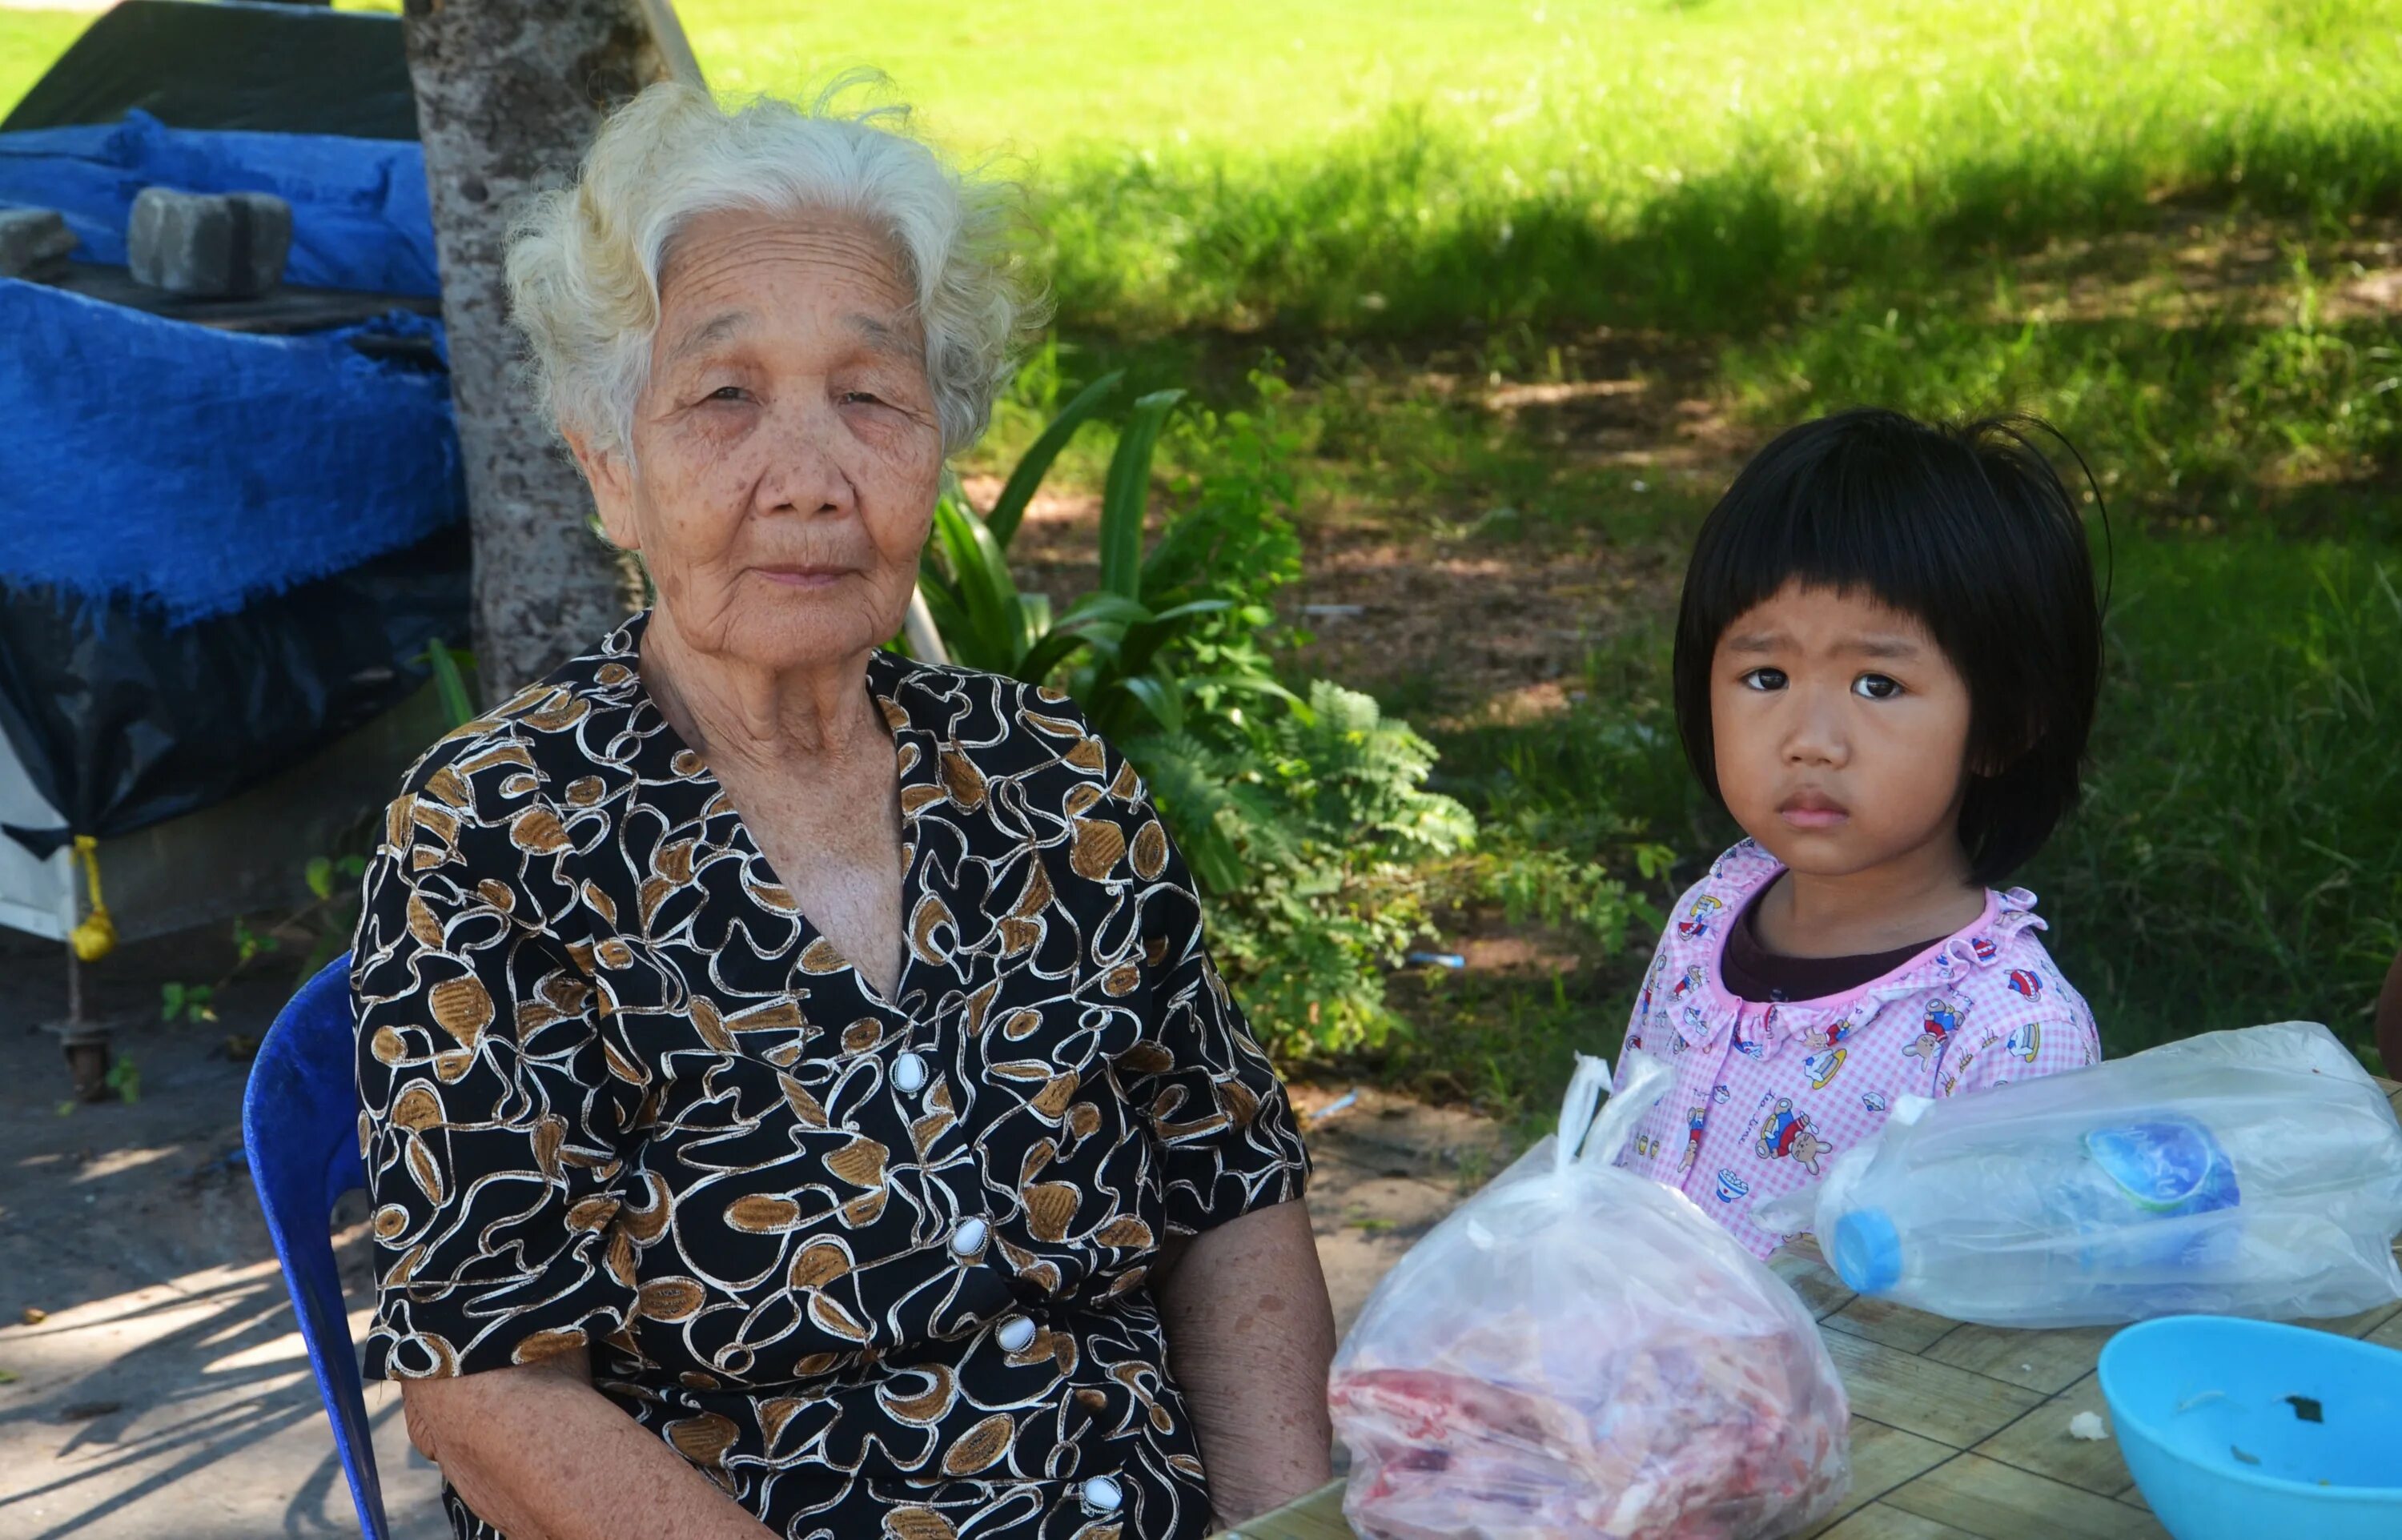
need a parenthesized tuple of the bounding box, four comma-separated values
(1720, 882, 1945, 1005)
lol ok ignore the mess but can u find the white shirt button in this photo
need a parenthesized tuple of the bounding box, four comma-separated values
(997, 1314, 1037, 1353)
(949, 1217, 988, 1256)
(1081, 1475, 1123, 1514)
(892, 1052, 928, 1093)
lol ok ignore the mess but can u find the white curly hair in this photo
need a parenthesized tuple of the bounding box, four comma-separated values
(505, 78, 1038, 459)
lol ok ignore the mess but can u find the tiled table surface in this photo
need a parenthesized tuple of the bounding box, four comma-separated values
(1218, 1078, 2402, 1540)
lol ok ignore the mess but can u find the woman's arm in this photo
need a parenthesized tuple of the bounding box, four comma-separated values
(1154, 1197, 1337, 1527)
(400, 1346, 775, 1540)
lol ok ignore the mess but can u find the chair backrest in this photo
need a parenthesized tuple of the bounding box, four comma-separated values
(244, 953, 391, 1540)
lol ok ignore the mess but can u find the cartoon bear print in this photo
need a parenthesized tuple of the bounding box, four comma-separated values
(1756, 1097, 1832, 1174)
(1802, 1016, 1854, 1089)
(1906, 995, 1966, 1065)
(1678, 1106, 1708, 1173)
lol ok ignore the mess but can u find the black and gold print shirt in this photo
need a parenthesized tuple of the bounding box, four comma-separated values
(353, 615, 1310, 1540)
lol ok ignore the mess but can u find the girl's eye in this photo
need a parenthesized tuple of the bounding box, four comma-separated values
(1854, 673, 1903, 700)
(1740, 668, 1788, 692)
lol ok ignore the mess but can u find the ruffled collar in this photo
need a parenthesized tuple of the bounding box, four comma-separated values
(1663, 840, 2046, 1047)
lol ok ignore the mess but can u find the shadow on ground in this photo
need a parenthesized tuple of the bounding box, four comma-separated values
(0, 933, 1490, 1534)
(0, 934, 448, 1539)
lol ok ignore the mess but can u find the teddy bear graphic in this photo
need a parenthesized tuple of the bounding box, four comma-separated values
(1801, 1017, 1854, 1089)
(1756, 1098, 1831, 1173)
(1906, 996, 1967, 1064)
(1678, 1106, 1708, 1173)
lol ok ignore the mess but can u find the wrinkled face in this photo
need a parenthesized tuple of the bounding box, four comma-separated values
(576, 207, 942, 672)
(1709, 580, 1974, 880)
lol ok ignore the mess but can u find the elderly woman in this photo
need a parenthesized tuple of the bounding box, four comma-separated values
(353, 83, 1334, 1540)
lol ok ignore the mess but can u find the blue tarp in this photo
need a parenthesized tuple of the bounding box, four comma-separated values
(0, 110, 436, 295)
(0, 278, 464, 627)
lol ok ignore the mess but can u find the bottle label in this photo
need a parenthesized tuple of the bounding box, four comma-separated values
(2082, 1118, 2242, 1217)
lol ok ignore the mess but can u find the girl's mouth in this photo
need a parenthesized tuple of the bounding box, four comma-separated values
(1778, 792, 1850, 830)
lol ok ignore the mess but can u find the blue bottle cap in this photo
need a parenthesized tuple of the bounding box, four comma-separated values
(1833, 1208, 1904, 1294)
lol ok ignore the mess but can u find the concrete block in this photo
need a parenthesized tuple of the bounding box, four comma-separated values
(0, 207, 77, 280)
(126, 187, 293, 299)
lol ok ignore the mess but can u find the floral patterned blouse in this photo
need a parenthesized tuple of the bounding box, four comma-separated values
(352, 616, 1311, 1540)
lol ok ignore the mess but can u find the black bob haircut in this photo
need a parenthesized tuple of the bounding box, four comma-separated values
(1673, 407, 2107, 888)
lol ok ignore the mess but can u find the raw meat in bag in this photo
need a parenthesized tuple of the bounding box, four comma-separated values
(1329, 1052, 1850, 1539)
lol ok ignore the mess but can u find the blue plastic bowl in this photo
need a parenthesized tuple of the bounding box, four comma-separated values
(2098, 1315, 2402, 1540)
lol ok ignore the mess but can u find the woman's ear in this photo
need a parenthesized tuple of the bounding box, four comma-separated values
(564, 429, 641, 552)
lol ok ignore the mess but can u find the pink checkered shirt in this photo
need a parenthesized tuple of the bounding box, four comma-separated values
(1613, 840, 2102, 1257)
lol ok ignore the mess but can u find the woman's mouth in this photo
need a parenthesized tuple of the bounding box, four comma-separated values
(753, 564, 852, 590)
(1778, 792, 1850, 830)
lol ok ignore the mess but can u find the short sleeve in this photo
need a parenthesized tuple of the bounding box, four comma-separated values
(1938, 976, 2102, 1101)
(1621, 925, 1676, 1061)
(353, 773, 640, 1380)
(1610, 928, 1681, 1174)
(1100, 752, 1311, 1238)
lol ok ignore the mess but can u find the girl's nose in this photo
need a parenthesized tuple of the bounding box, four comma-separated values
(1783, 688, 1849, 767)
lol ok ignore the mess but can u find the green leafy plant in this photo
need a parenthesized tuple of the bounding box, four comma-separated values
(1175, 681, 1476, 1054)
(161, 980, 217, 1026)
(918, 371, 1300, 751)
(418, 637, 478, 732)
(917, 372, 1474, 1054)
(103, 1050, 139, 1105)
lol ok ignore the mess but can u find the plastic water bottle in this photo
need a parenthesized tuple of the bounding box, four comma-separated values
(1761, 1023, 2402, 1328)
(1826, 1111, 2251, 1322)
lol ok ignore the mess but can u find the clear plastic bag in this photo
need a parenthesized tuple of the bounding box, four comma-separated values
(1753, 1022, 2402, 1328)
(1328, 1053, 1851, 1540)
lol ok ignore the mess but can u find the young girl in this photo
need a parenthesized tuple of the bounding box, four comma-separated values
(1616, 407, 2106, 1257)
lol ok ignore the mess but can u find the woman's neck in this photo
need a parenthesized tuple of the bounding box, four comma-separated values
(1752, 836, 1985, 960)
(638, 608, 885, 776)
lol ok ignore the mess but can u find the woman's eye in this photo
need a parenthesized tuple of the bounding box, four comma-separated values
(841, 390, 885, 407)
(704, 385, 747, 403)
(1740, 668, 1788, 692)
(1854, 673, 1903, 700)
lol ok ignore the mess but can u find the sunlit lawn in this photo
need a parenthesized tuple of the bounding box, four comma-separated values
(4, 0, 2397, 1102)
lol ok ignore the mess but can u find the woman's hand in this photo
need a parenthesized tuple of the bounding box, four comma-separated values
(400, 1345, 777, 1540)
(1154, 1198, 1337, 1527)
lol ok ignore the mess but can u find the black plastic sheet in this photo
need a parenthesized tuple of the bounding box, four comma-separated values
(0, 524, 469, 859)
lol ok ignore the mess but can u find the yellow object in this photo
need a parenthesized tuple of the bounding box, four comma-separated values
(70, 835, 115, 962)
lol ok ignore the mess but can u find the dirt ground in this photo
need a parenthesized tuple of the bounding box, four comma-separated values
(0, 930, 1504, 1539)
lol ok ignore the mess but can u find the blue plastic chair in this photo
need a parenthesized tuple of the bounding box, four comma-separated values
(244, 953, 393, 1540)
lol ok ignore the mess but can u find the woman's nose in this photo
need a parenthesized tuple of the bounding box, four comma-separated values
(753, 397, 855, 517)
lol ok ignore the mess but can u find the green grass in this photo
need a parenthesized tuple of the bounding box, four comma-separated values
(1720, 249, 2402, 539)
(683, 0, 2402, 339)
(2032, 535, 2402, 1067)
(0, 13, 89, 119)
(6, 0, 2397, 1109)
(18, 2, 2397, 339)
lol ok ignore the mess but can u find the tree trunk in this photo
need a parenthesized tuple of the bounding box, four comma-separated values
(400, 1, 701, 700)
